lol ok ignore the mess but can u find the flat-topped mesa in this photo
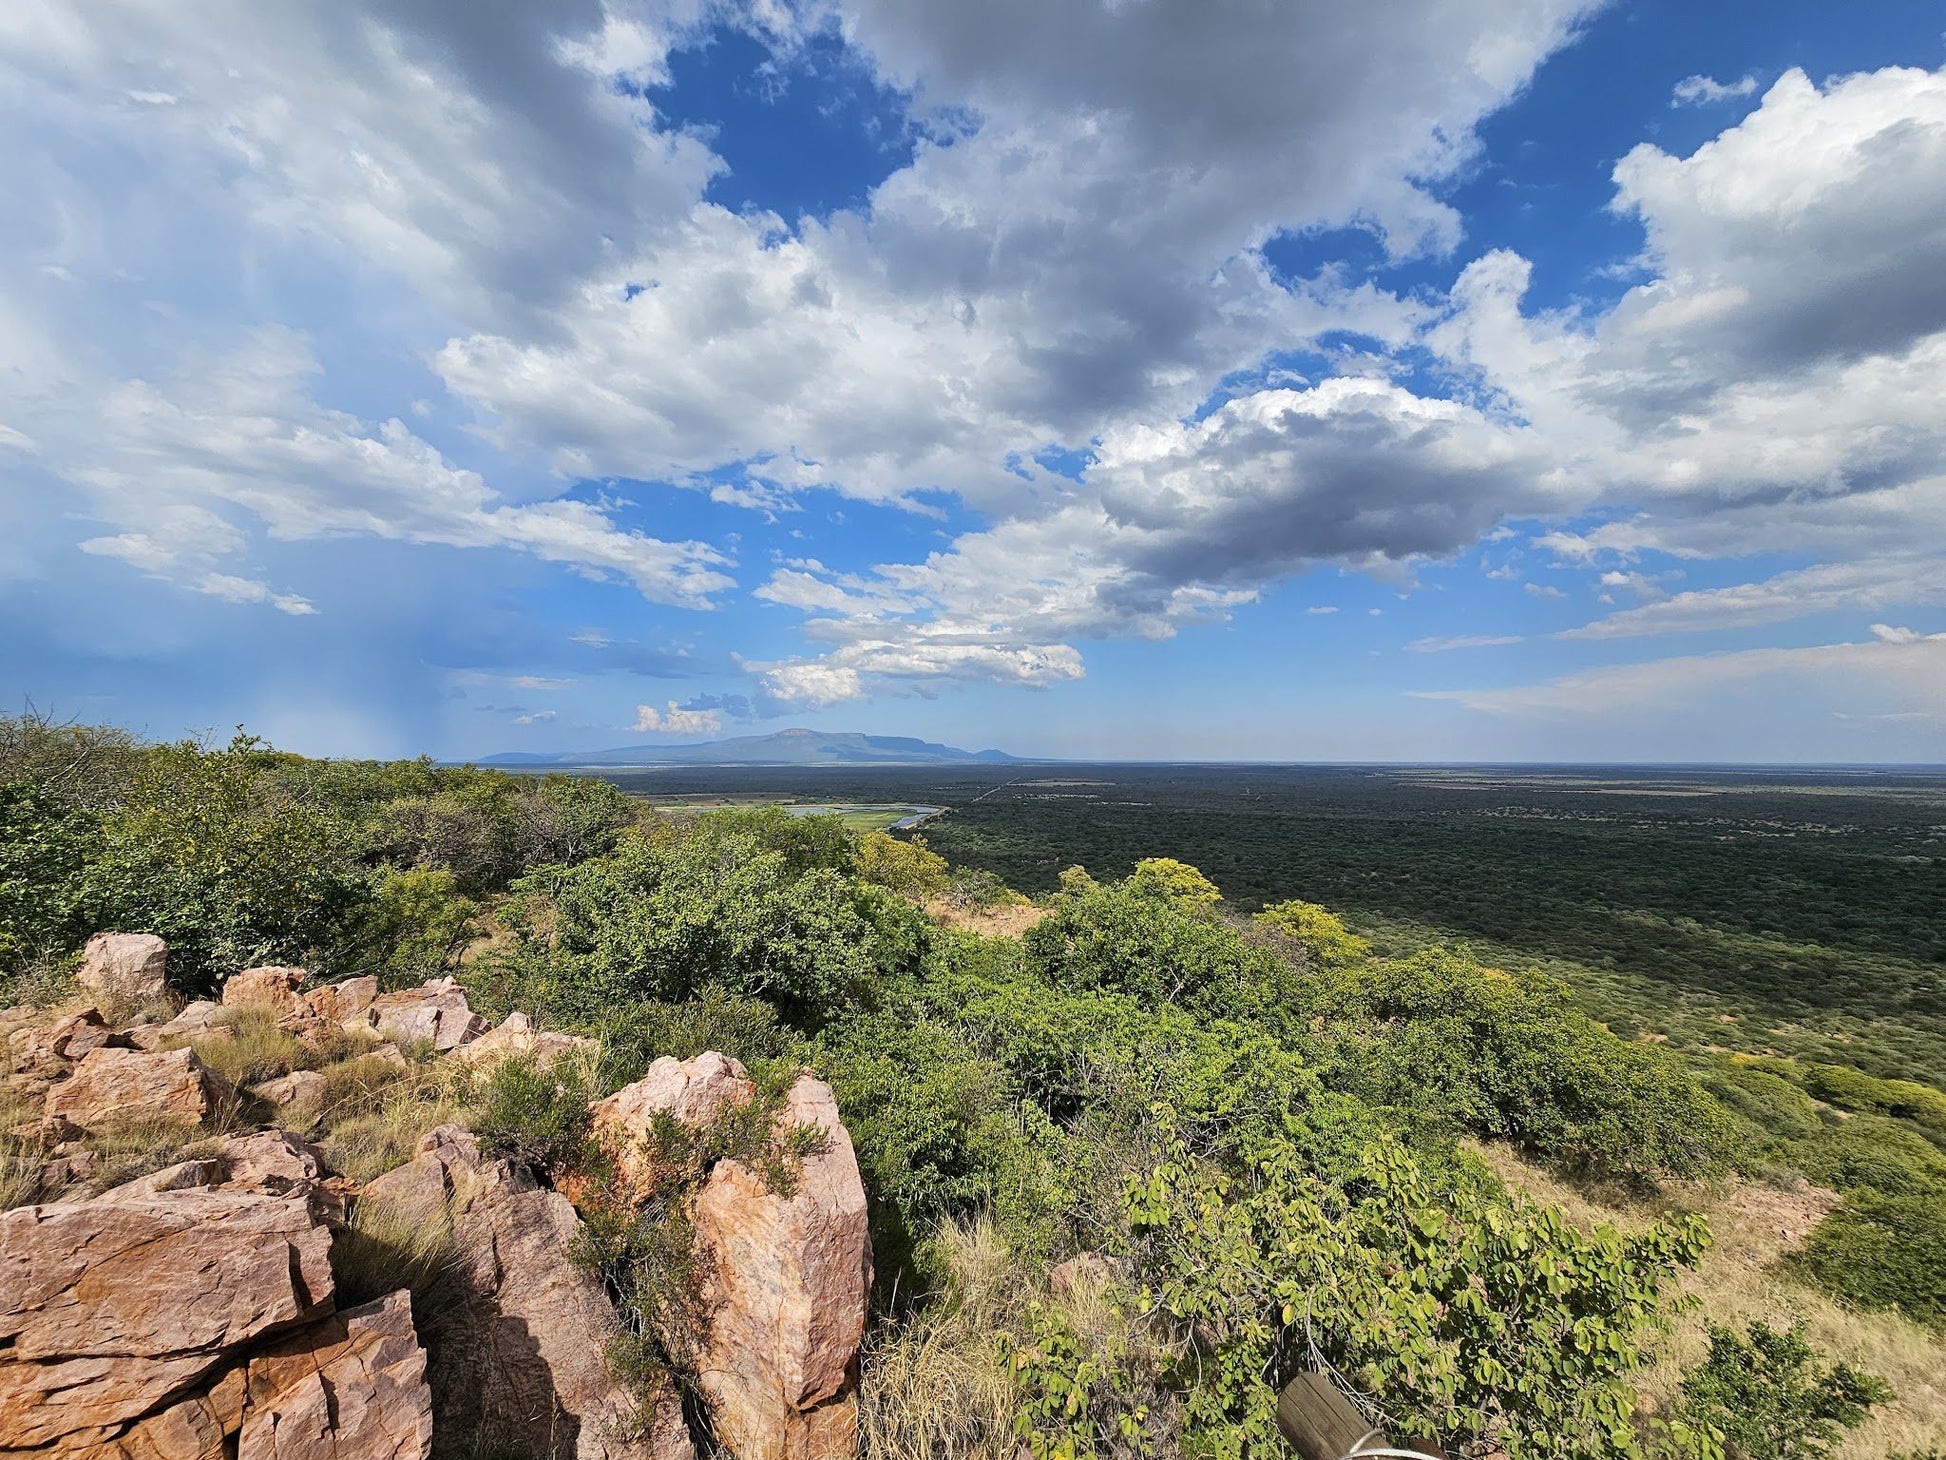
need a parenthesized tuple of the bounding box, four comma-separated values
(593, 1053, 873, 1460)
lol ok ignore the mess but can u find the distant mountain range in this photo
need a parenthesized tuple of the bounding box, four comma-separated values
(481, 728, 1025, 768)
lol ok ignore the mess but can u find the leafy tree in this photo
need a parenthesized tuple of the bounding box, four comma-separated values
(1125, 1134, 1711, 1460)
(365, 868, 479, 987)
(0, 782, 99, 973)
(1254, 898, 1371, 969)
(1124, 857, 1222, 909)
(1023, 867, 1301, 1026)
(1675, 1320, 1890, 1460)
(79, 734, 373, 989)
(531, 810, 925, 1028)
(856, 830, 952, 900)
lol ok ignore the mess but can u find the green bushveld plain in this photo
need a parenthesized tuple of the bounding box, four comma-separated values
(4, 719, 1943, 1460)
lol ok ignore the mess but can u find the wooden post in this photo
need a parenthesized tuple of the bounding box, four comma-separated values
(1276, 1372, 1388, 1460)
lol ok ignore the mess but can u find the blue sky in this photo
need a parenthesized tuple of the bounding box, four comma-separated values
(2, 0, 1943, 761)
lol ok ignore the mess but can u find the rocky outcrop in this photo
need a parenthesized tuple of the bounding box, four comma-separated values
(596, 1057, 871, 1460)
(0, 1184, 336, 1446)
(44, 1045, 219, 1130)
(223, 965, 309, 1015)
(250, 1068, 331, 1120)
(361, 978, 487, 1052)
(305, 975, 378, 1026)
(362, 1125, 689, 1460)
(591, 1052, 755, 1200)
(123, 1000, 223, 1051)
(7, 1008, 122, 1102)
(456, 1011, 599, 1072)
(236, 1289, 434, 1460)
(77, 932, 169, 1004)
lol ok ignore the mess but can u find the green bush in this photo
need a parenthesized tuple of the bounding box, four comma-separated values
(1792, 1116, 1946, 1196)
(366, 868, 479, 987)
(1703, 1065, 1824, 1144)
(1802, 1064, 1946, 1142)
(1022, 865, 1302, 1029)
(1797, 1190, 1946, 1327)
(818, 1010, 1056, 1288)
(0, 781, 98, 974)
(1126, 1134, 1711, 1460)
(534, 811, 928, 1028)
(1253, 897, 1371, 969)
(79, 735, 374, 991)
(1674, 1319, 1890, 1460)
(1313, 949, 1736, 1181)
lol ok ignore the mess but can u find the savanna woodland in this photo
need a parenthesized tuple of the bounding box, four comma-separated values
(3, 716, 1943, 1460)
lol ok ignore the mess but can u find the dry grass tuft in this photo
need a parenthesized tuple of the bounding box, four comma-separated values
(860, 1221, 1027, 1460)
(76, 1116, 217, 1196)
(859, 1220, 1175, 1460)
(173, 1006, 381, 1090)
(1477, 1142, 1946, 1459)
(333, 1178, 460, 1308)
(318, 1059, 470, 1183)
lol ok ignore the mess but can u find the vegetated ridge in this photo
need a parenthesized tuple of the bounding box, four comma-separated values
(483, 726, 1026, 768)
(3, 715, 1943, 1460)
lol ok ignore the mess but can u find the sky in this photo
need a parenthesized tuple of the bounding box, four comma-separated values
(2, 0, 1944, 763)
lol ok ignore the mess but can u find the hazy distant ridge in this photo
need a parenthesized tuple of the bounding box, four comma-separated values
(481, 728, 1023, 767)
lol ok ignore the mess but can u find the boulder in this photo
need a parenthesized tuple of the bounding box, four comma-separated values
(124, 1000, 223, 1052)
(249, 1068, 330, 1121)
(456, 1012, 599, 1072)
(682, 1074, 871, 1460)
(218, 1131, 328, 1200)
(362, 978, 487, 1052)
(597, 1058, 870, 1460)
(9, 1007, 119, 1070)
(78, 932, 169, 1003)
(236, 1289, 433, 1460)
(7, 1113, 82, 1152)
(306, 975, 378, 1025)
(591, 1052, 755, 1200)
(361, 1125, 690, 1460)
(0, 1184, 335, 1447)
(222, 965, 308, 1015)
(45, 1045, 218, 1130)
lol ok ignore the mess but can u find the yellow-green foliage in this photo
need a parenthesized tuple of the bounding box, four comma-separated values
(857, 832, 953, 900)
(1254, 897, 1372, 969)
(1124, 857, 1221, 908)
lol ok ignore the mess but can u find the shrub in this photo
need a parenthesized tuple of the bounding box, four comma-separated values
(78, 734, 373, 992)
(857, 832, 952, 900)
(1674, 1320, 1890, 1460)
(534, 813, 928, 1028)
(1125, 1134, 1711, 1460)
(1801, 1064, 1946, 1142)
(0, 781, 99, 974)
(818, 1010, 1056, 1288)
(1022, 867, 1301, 1028)
(366, 867, 479, 986)
(1253, 898, 1371, 969)
(1314, 949, 1737, 1181)
(470, 1051, 602, 1172)
(1792, 1116, 1946, 1195)
(1702, 1065, 1824, 1144)
(1798, 1191, 1946, 1327)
